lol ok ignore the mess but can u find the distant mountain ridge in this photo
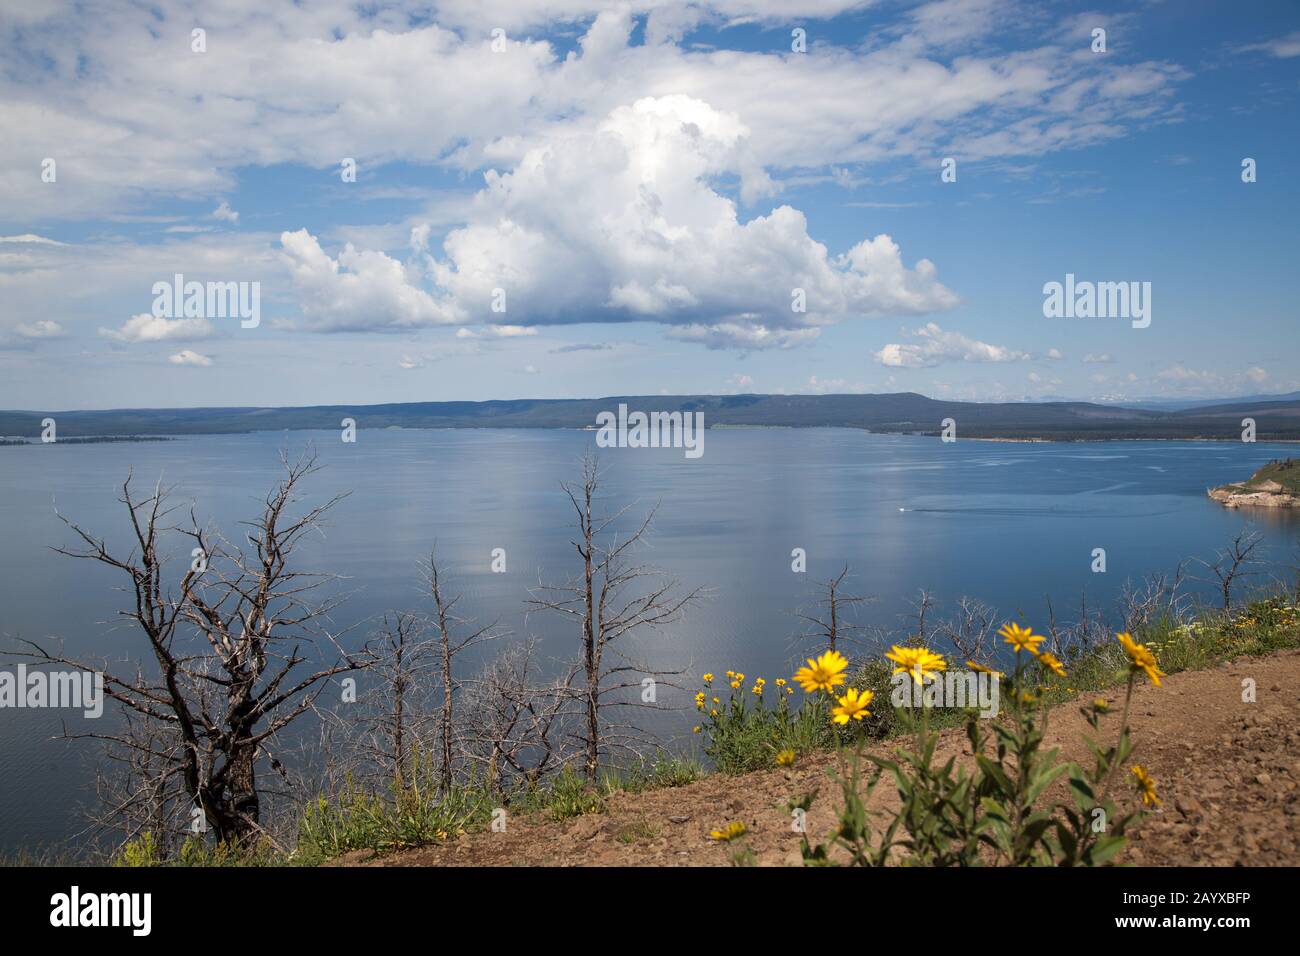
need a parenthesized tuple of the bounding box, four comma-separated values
(1101, 390, 1300, 411)
(3, 392, 1299, 441)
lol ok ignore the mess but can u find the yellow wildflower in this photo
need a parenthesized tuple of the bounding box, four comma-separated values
(775, 749, 796, 767)
(710, 821, 747, 842)
(1117, 632, 1166, 686)
(793, 650, 850, 693)
(1131, 765, 1161, 807)
(999, 622, 1045, 654)
(702, 673, 714, 685)
(885, 645, 947, 684)
(1035, 650, 1067, 678)
(831, 687, 874, 724)
(967, 660, 1004, 678)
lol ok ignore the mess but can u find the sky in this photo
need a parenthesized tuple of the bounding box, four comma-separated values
(0, 0, 1297, 411)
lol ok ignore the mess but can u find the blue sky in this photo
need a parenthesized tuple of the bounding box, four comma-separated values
(1, 0, 1297, 410)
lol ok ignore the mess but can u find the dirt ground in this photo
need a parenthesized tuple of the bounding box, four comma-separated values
(343, 649, 1300, 867)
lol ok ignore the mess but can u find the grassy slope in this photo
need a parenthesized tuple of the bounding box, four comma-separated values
(14, 591, 1297, 867)
(1241, 458, 1300, 495)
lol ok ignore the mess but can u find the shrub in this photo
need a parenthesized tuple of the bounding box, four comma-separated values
(794, 627, 1164, 866)
(695, 670, 834, 773)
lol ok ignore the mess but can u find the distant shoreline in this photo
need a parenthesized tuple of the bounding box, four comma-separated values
(3, 426, 1299, 447)
(0, 435, 174, 446)
(3, 392, 1299, 443)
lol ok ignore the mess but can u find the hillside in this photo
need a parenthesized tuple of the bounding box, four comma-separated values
(4, 393, 1300, 441)
(349, 649, 1300, 867)
(1209, 458, 1300, 509)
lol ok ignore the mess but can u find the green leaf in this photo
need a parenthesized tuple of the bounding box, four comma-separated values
(976, 755, 1013, 794)
(1026, 762, 1069, 804)
(1067, 771, 1095, 813)
(1085, 835, 1127, 866)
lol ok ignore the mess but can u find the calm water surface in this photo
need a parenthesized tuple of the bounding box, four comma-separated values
(1, 428, 1297, 851)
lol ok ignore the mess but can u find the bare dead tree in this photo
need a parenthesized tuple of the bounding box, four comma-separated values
(906, 589, 935, 647)
(937, 596, 998, 663)
(797, 565, 871, 653)
(15, 452, 376, 850)
(349, 612, 436, 788)
(1119, 562, 1189, 633)
(424, 546, 500, 790)
(1196, 530, 1263, 611)
(528, 452, 702, 780)
(458, 639, 576, 790)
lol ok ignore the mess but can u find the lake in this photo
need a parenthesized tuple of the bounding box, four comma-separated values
(1, 428, 1297, 852)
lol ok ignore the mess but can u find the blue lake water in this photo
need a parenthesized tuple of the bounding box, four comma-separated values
(1, 428, 1297, 852)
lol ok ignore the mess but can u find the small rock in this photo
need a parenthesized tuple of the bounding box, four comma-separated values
(1257, 772, 1272, 786)
(668, 815, 690, 824)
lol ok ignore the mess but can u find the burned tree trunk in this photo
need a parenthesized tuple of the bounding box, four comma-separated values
(18, 452, 376, 852)
(529, 452, 700, 781)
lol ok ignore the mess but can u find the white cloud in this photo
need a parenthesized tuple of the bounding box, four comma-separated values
(430, 1, 874, 32)
(0, 234, 66, 245)
(168, 349, 213, 366)
(15, 319, 65, 339)
(100, 313, 215, 343)
(0, 3, 1187, 219)
(666, 324, 821, 351)
(456, 325, 539, 339)
(1082, 352, 1114, 364)
(1045, 347, 1063, 360)
(874, 322, 1029, 367)
(211, 201, 240, 223)
(315, 95, 951, 350)
(278, 96, 955, 347)
(280, 229, 459, 331)
(1235, 31, 1300, 59)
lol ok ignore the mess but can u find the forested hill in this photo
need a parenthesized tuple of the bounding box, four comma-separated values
(2, 393, 1299, 441)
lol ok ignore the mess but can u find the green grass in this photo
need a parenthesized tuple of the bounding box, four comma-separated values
(293, 775, 498, 865)
(1240, 458, 1300, 495)
(508, 753, 704, 821)
(696, 594, 1300, 776)
(21, 593, 1300, 867)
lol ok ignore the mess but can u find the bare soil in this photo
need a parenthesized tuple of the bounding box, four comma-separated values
(342, 650, 1300, 867)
